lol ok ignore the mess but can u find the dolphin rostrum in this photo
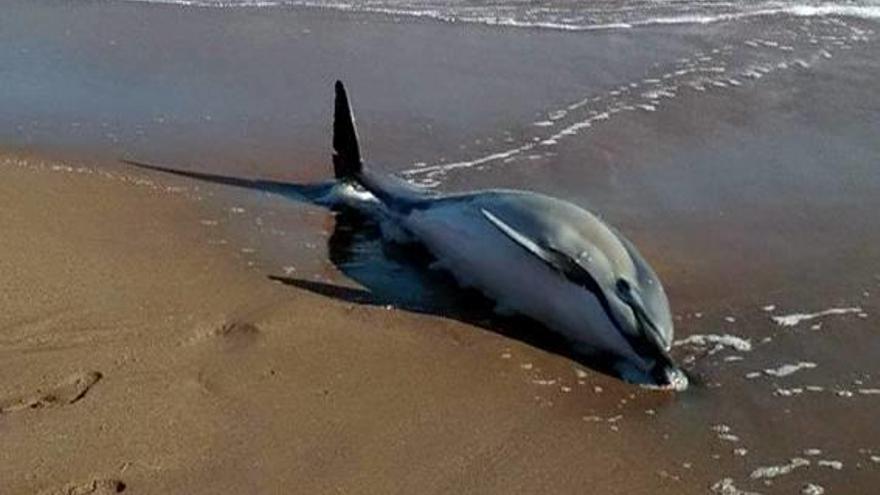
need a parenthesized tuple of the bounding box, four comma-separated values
(127, 81, 687, 389)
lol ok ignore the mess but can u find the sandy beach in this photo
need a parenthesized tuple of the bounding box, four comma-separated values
(0, 155, 687, 494)
(2, 0, 879, 493)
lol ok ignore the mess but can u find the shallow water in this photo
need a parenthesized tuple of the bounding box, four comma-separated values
(2, 0, 879, 492)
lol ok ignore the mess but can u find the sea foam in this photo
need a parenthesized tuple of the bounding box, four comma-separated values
(772, 307, 863, 327)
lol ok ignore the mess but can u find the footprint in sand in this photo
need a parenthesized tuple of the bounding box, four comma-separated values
(189, 321, 262, 347)
(38, 477, 125, 495)
(0, 371, 102, 413)
(213, 321, 260, 340)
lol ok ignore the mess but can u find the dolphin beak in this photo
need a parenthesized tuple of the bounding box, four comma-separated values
(615, 288, 670, 351)
(631, 304, 671, 356)
(627, 303, 686, 388)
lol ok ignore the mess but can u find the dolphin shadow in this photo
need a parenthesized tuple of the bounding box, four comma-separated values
(125, 159, 623, 379)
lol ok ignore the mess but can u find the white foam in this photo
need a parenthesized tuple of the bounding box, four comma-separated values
(401, 141, 536, 182)
(642, 89, 677, 99)
(713, 424, 732, 434)
(711, 478, 760, 495)
(802, 483, 825, 495)
(277, 2, 880, 32)
(775, 387, 804, 396)
(640, 367, 689, 391)
(750, 457, 810, 479)
(674, 334, 753, 352)
(786, 4, 880, 20)
(532, 378, 557, 386)
(772, 307, 863, 327)
(817, 459, 843, 470)
(763, 361, 817, 377)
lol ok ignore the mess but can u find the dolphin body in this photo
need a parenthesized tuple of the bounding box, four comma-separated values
(328, 82, 685, 389)
(128, 81, 687, 389)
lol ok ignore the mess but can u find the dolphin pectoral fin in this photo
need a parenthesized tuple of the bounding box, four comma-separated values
(480, 208, 555, 265)
(480, 208, 591, 282)
(481, 206, 624, 331)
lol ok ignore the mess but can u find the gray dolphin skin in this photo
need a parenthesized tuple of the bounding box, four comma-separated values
(331, 81, 686, 389)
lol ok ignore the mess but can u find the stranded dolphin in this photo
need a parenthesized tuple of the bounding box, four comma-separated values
(126, 81, 687, 389)
(331, 82, 685, 389)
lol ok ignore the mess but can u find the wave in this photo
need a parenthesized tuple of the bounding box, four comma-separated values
(121, 0, 880, 29)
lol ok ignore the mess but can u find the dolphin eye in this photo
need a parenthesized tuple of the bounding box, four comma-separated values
(616, 279, 632, 298)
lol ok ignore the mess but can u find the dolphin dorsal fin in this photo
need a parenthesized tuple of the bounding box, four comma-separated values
(333, 80, 363, 179)
(480, 208, 604, 293)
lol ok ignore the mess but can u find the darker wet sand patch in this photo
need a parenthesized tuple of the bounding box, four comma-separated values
(0, 371, 102, 414)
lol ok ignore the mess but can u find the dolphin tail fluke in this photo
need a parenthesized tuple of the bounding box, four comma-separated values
(121, 158, 335, 202)
(333, 80, 363, 180)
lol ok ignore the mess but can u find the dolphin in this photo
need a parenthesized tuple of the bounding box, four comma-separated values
(127, 81, 687, 389)
(331, 81, 686, 389)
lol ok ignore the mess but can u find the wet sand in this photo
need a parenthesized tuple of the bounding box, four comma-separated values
(2, 1, 880, 493)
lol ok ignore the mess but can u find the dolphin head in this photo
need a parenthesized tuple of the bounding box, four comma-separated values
(478, 203, 686, 389)
(599, 241, 686, 390)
